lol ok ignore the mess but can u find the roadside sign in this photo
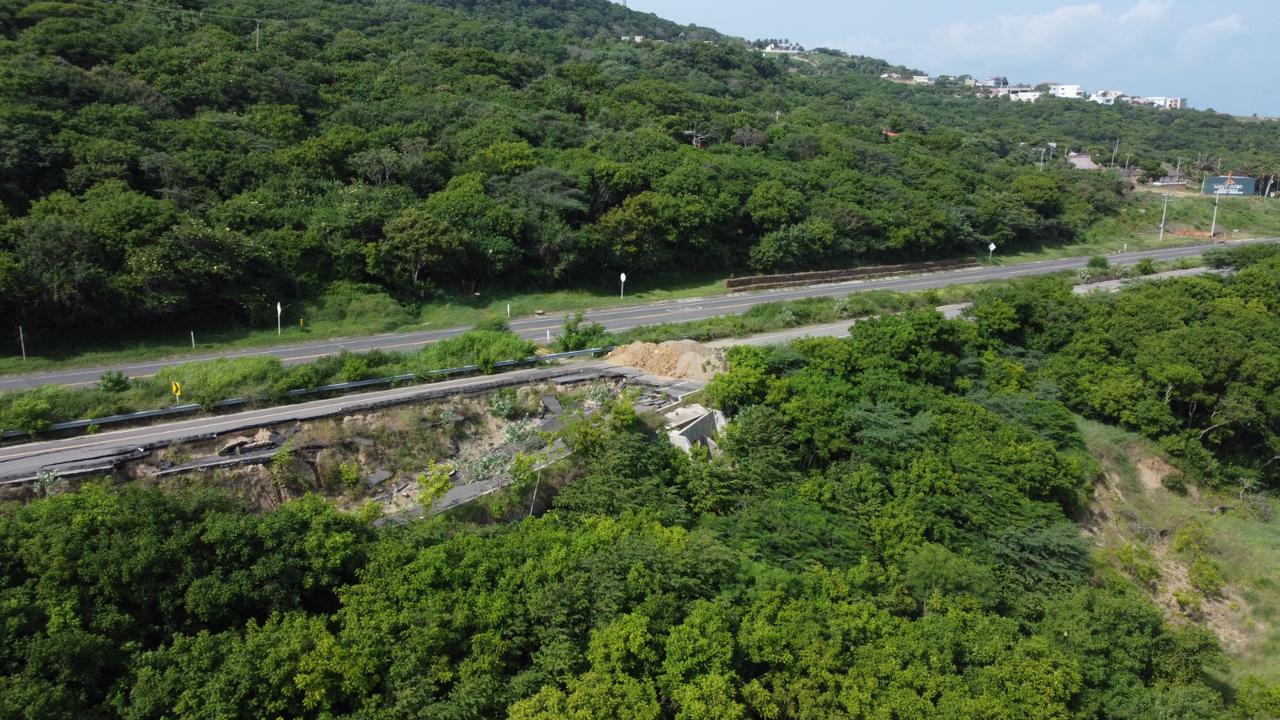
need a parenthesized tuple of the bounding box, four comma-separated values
(171, 381, 182, 399)
(1202, 175, 1256, 196)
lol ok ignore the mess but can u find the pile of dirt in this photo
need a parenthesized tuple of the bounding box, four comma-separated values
(606, 340, 725, 382)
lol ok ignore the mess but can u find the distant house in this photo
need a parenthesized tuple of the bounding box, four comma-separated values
(1009, 89, 1042, 103)
(912, 75, 934, 85)
(1125, 95, 1188, 110)
(1049, 84, 1086, 99)
(1066, 152, 1101, 170)
(760, 43, 804, 55)
(1090, 90, 1124, 105)
(620, 35, 645, 43)
(983, 76, 1009, 88)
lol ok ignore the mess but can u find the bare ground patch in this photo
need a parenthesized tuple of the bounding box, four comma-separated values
(1087, 440, 1260, 655)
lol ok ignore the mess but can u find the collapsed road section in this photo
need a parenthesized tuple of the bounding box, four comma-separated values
(0, 359, 703, 486)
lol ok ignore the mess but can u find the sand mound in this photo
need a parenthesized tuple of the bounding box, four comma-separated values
(606, 340, 725, 382)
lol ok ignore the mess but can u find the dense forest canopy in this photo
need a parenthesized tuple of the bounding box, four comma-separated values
(12, 261, 1280, 715)
(0, 0, 1277, 341)
(966, 246, 1280, 489)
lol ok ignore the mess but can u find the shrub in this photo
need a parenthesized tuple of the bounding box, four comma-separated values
(474, 316, 511, 333)
(417, 462, 454, 506)
(338, 462, 361, 489)
(303, 281, 415, 331)
(553, 311, 611, 352)
(489, 388, 520, 419)
(1188, 554, 1224, 596)
(1171, 520, 1213, 555)
(1173, 588, 1203, 618)
(155, 357, 285, 407)
(1113, 542, 1160, 588)
(97, 370, 130, 393)
(338, 355, 373, 383)
(1087, 255, 1111, 271)
(1204, 244, 1280, 269)
(272, 363, 332, 395)
(418, 330, 536, 375)
(1134, 258, 1157, 276)
(1, 395, 55, 435)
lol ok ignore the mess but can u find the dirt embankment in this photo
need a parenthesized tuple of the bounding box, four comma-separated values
(605, 341, 725, 382)
(1088, 443, 1255, 654)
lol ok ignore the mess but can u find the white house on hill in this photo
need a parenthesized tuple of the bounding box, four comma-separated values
(1049, 84, 1085, 99)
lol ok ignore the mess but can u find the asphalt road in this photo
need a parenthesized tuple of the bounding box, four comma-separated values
(0, 262, 1236, 483)
(705, 266, 1218, 348)
(0, 361, 616, 482)
(1, 237, 1272, 391)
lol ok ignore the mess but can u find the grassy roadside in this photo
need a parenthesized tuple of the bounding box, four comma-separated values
(1083, 419, 1280, 690)
(6, 260, 1206, 436)
(0, 275, 729, 376)
(989, 194, 1280, 265)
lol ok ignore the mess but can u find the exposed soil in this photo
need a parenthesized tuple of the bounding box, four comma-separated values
(605, 340, 726, 382)
(1087, 442, 1257, 654)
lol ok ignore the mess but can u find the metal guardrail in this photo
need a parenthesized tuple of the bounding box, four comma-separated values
(1, 346, 615, 440)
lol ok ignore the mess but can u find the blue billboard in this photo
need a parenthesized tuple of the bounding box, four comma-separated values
(1202, 175, 1257, 196)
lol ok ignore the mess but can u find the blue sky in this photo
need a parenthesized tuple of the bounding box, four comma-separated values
(625, 0, 1279, 117)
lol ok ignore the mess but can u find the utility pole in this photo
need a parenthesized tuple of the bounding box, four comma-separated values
(17, 325, 26, 362)
(1039, 147, 1047, 170)
(1111, 138, 1120, 168)
(529, 469, 541, 517)
(190, 330, 196, 349)
(1210, 191, 1221, 239)
(1124, 152, 1132, 174)
(1158, 193, 1170, 243)
(255, 19, 261, 51)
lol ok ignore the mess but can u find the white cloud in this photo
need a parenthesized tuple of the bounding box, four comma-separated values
(1201, 13, 1246, 36)
(927, 4, 1105, 60)
(1178, 13, 1246, 51)
(1119, 0, 1172, 25)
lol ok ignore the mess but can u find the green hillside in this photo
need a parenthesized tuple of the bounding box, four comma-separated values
(0, 0, 1276, 347)
(7, 250, 1280, 717)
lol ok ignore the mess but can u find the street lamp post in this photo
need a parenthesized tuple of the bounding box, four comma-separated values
(620, 272, 627, 299)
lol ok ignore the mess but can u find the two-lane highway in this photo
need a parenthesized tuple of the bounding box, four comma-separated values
(1, 237, 1273, 391)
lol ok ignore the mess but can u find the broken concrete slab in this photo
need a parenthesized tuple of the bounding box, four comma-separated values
(217, 437, 251, 456)
(365, 469, 392, 489)
(541, 395, 563, 416)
